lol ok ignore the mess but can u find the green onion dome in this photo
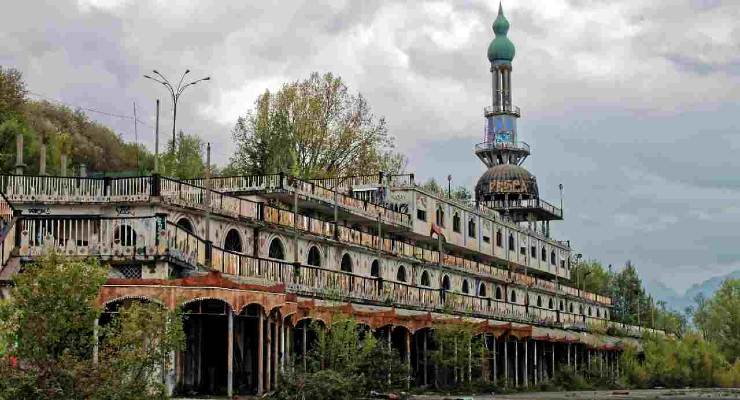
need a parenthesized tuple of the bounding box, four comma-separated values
(487, 3, 515, 63)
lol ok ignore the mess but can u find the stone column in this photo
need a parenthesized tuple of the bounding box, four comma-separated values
(514, 340, 519, 387)
(423, 330, 428, 386)
(273, 317, 279, 388)
(266, 317, 272, 392)
(504, 338, 508, 387)
(227, 311, 234, 397)
(406, 331, 412, 389)
(257, 312, 264, 395)
(79, 163, 87, 177)
(534, 341, 538, 385)
(492, 335, 497, 385)
(60, 153, 68, 177)
(93, 318, 99, 365)
(14, 132, 25, 175)
(302, 322, 307, 372)
(551, 343, 555, 379)
(523, 339, 528, 388)
(38, 141, 47, 175)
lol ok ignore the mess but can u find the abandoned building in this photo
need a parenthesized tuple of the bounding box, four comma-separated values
(0, 4, 661, 397)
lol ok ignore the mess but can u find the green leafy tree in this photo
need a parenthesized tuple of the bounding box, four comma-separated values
(159, 131, 206, 179)
(693, 278, 740, 362)
(428, 323, 485, 389)
(0, 66, 26, 121)
(229, 72, 406, 178)
(0, 253, 184, 399)
(569, 259, 611, 296)
(273, 314, 408, 400)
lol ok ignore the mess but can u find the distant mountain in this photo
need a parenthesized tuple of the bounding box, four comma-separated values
(646, 270, 740, 312)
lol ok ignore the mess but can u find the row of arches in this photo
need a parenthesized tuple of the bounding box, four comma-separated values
(175, 219, 591, 314)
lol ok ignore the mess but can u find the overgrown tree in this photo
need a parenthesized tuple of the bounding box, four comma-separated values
(229, 72, 406, 178)
(693, 278, 740, 362)
(0, 66, 26, 121)
(159, 131, 206, 179)
(0, 253, 184, 399)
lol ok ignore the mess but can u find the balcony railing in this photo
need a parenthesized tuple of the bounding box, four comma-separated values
(186, 174, 412, 229)
(475, 141, 530, 154)
(484, 104, 521, 116)
(487, 198, 563, 218)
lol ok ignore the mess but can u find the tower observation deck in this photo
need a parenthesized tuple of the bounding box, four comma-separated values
(474, 4, 562, 225)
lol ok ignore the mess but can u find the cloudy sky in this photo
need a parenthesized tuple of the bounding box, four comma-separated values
(2, 0, 739, 293)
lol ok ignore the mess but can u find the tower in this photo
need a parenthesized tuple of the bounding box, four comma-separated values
(474, 4, 562, 228)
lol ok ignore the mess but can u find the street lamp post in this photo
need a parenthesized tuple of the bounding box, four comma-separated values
(144, 69, 210, 148)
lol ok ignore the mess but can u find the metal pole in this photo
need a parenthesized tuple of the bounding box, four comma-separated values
(155, 99, 160, 173)
(133, 101, 139, 171)
(172, 94, 177, 146)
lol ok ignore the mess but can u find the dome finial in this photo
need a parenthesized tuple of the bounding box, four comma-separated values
(487, 2, 515, 63)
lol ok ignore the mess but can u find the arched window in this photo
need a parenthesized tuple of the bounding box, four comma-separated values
(597, 308, 601, 318)
(462, 279, 470, 294)
(560, 300, 565, 311)
(496, 230, 502, 247)
(579, 305, 584, 315)
(441, 275, 451, 290)
(550, 251, 556, 265)
(420, 271, 430, 286)
(452, 213, 461, 233)
(536, 295, 542, 307)
(268, 238, 285, 260)
(508, 234, 515, 251)
(396, 265, 407, 282)
(468, 218, 476, 238)
(370, 260, 380, 277)
(541, 248, 547, 262)
(531, 246, 536, 258)
(495, 286, 502, 300)
(115, 225, 137, 247)
(341, 253, 353, 273)
(176, 217, 194, 233)
(548, 298, 554, 309)
(436, 207, 445, 227)
(224, 229, 242, 253)
(588, 307, 592, 316)
(569, 303, 574, 313)
(307, 246, 321, 267)
(479, 283, 487, 297)
(510, 290, 517, 303)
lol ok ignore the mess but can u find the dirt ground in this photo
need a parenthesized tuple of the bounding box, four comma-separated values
(412, 388, 740, 400)
(177, 388, 740, 399)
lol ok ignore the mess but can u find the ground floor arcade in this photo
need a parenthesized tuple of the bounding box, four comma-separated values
(98, 272, 627, 397)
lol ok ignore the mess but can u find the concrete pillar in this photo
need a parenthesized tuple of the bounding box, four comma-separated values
(534, 341, 538, 386)
(266, 317, 272, 392)
(467, 337, 472, 383)
(92, 318, 99, 365)
(273, 317, 279, 388)
(79, 163, 87, 177)
(38, 142, 47, 175)
(551, 343, 555, 379)
(504, 338, 508, 387)
(574, 344, 578, 372)
(514, 340, 519, 387)
(280, 317, 285, 375)
(492, 335, 497, 385)
(302, 322, 307, 373)
(524, 339, 528, 388)
(567, 342, 571, 369)
(227, 311, 234, 397)
(257, 312, 264, 395)
(423, 330, 428, 386)
(406, 330, 412, 389)
(15, 132, 25, 175)
(60, 153, 68, 177)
